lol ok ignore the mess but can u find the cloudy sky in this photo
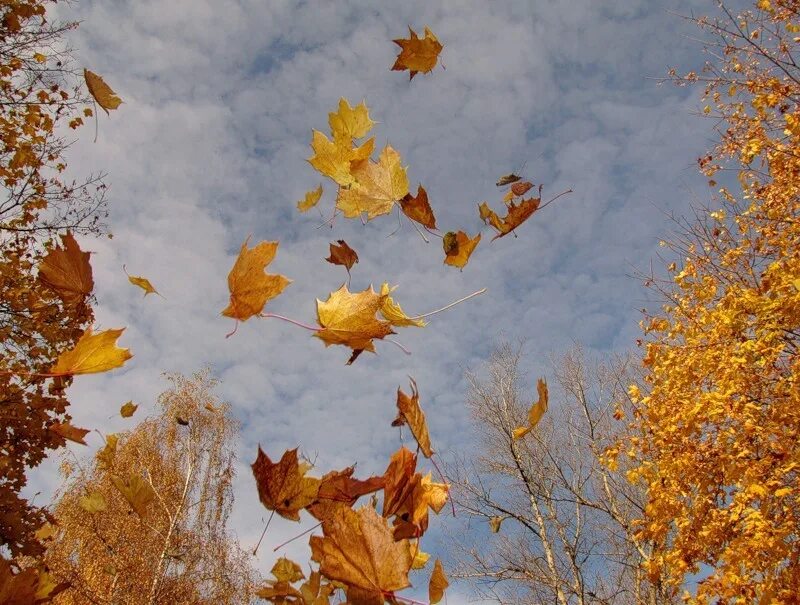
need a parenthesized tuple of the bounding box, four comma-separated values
(29, 0, 729, 600)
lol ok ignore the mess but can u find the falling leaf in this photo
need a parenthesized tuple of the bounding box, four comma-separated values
(308, 130, 374, 186)
(489, 516, 503, 533)
(297, 184, 324, 213)
(119, 401, 138, 418)
(411, 546, 430, 569)
(511, 181, 534, 197)
(111, 473, 155, 518)
(443, 230, 481, 270)
(429, 559, 449, 604)
(252, 447, 320, 521)
(49, 422, 90, 445)
(34, 523, 56, 542)
(496, 173, 522, 186)
(38, 232, 94, 307)
(392, 473, 448, 540)
(399, 185, 437, 229)
(307, 466, 384, 522)
(382, 447, 419, 519)
(50, 327, 132, 376)
(512, 378, 549, 439)
(328, 98, 375, 141)
(336, 145, 409, 221)
(392, 379, 433, 457)
(392, 27, 443, 80)
(257, 581, 303, 602)
(479, 197, 541, 240)
(79, 492, 107, 514)
(222, 237, 291, 323)
(326, 240, 359, 275)
(314, 285, 395, 363)
(123, 265, 162, 297)
(379, 283, 426, 328)
(317, 506, 412, 602)
(84, 69, 122, 113)
(271, 557, 305, 583)
(96, 434, 118, 470)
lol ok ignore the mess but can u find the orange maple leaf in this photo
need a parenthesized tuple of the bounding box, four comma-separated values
(429, 559, 449, 604)
(251, 447, 320, 521)
(49, 422, 90, 445)
(443, 230, 481, 270)
(392, 27, 443, 80)
(399, 185, 437, 230)
(512, 378, 548, 439)
(38, 232, 93, 307)
(382, 447, 419, 519)
(479, 196, 541, 240)
(222, 237, 291, 324)
(307, 466, 384, 522)
(392, 379, 433, 457)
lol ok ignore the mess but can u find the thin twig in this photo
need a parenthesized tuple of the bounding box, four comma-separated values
(252, 510, 274, 556)
(410, 289, 487, 320)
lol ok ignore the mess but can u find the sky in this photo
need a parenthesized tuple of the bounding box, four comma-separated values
(27, 0, 728, 601)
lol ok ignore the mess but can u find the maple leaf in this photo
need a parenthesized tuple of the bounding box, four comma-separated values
(49, 422, 90, 445)
(399, 185, 437, 230)
(297, 184, 323, 213)
(272, 557, 305, 583)
(97, 434, 118, 470)
(336, 145, 409, 221)
(392, 379, 433, 457)
(316, 506, 412, 603)
(382, 447, 418, 519)
(328, 98, 375, 141)
(379, 283, 426, 328)
(314, 285, 395, 363)
(429, 559, 449, 604)
(308, 130, 374, 186)
(479, 196, 541, 240)
(392, 27, 443, 80)
(252, 447, 320, 521)
(512, 378, 549, 439)
(50, 327, 132, 376)
(325, 240, 358, 276)
(79, 492, 107, 514)
(392, 473, 449, 540)
(443, 230, 481, 270)
(84, 69, 122, 113)
(496, 173, 522, 186)
(123, 265, 162, 297)
(111, 473, 155, 518)
(120, 401, 138, 418)
(307, 466, 384, 522)
(37, 232, 93, 307)
(222, 237, 291, 323)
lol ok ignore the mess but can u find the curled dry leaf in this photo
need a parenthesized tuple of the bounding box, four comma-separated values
(50, 327, 132, 376)
(84, 69, 122, 113)
(392, 473, 449, 540)
(111, 473, 155, 518)
(392, 378, 433, 457)
(379, 283, 426, 328)
(222, 237, 291, 323)
(251, 447, 320, 521)
(443, 230, 481, 270)
(38, 232, 93, 307)
(496, 173, 522, 186)
(328, 98, 375, 141)
(297, 184, 323, 213)
(392, 27, 443, 80)
(123, 265, 162, 297)
(119, 401, 138, 418)
(399, 185, 437, 230)
(382, 447, 418, 519)
(49, 422, 90, 445)
(336, 145, 409, 221)
(512, 378, 549, 439)
(411, 547, 430, 569)
(511, 181, 534, 197)
(316, 506, 412, 603)
(325, 240, 359, 275)
(479, 196, 541, 240)
(429, 559, 449, 605)
(314, 284, 395, 364)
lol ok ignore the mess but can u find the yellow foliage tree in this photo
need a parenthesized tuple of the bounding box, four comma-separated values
(624, 1, 800, 601)
(43, 372, 258, 605)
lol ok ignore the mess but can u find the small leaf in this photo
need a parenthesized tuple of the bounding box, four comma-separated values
(392, 378, 433, 458)
(496, 173, 521, 186)
(84, 69, 122, 113)
(297, 184, 323, 213)
(326, 240, 359, 274)
(380, 283, 426, 328)
(271, 557, 305, 583)
(49, 422, 90, 445)
(399, 185, 437, 229)
(328, 98, 375, 141)
(392, 27, 443, 80)
(252, 447, 320, 521)
(489, 516, 503, 533)
(429, 559, 449, 604)
(120, 401, 138, 418)
(411, 548, 430, 569)
(512, 378, 548, 439)
(124, 265, 162, 297)
(443, 230, 481, 270)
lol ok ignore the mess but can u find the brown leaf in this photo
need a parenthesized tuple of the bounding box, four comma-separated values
(325, 240, 358, 275)
(38, 232, 93, 307)
(307, 466, 384, 522)
(119, 401, 138, 418)
(443, 230, 481, 270)
(496, 173, 521, 186)
(392, 27, 443, 80)
(382, 447, 419, 519)
(222, 237, 291, 323)
(399, 185, 437, 230)
(111, 473, 155, 518)
(84, 69, 122, 113)
(511, 181, 534, 197)
(429, 559, 449, 604)
(49, 422, 90, 445)
(392, 379, 433, 458)
(252, 447, 320, 521)
(512, 378, 549, 439)
(479, 197, 541, 240)
(392, 473, 448, 540)
(317, 506, 412, 602)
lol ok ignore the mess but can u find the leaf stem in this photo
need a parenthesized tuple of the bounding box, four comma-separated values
(537, 188, 573, 212)
(385, 338, 412, 355)
(261, 313, 318, 332)
(411, 288, 487, 320)
(252, 510, 274, 556)
(272, 521, 322, 552)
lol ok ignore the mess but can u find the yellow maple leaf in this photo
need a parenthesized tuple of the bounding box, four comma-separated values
(79, 492, 107, 514)
(328, 98, 375, 141)
(111, 473, 155, 518)
(379, 283, 426, 327)
(120, 401, 138, 418)
(84, 69, 122, 113)
(297, 184, 323, 212)
(308, 130, 374, 186)
(222, 237, 291, 323)
(392, 27, 443, 80)
(50, 327, 132, 376)
(336, 145, 409, 221)
(512, 378, 549, 439)
(123, 265, 163, 297)
(443, 230, 481, 270)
